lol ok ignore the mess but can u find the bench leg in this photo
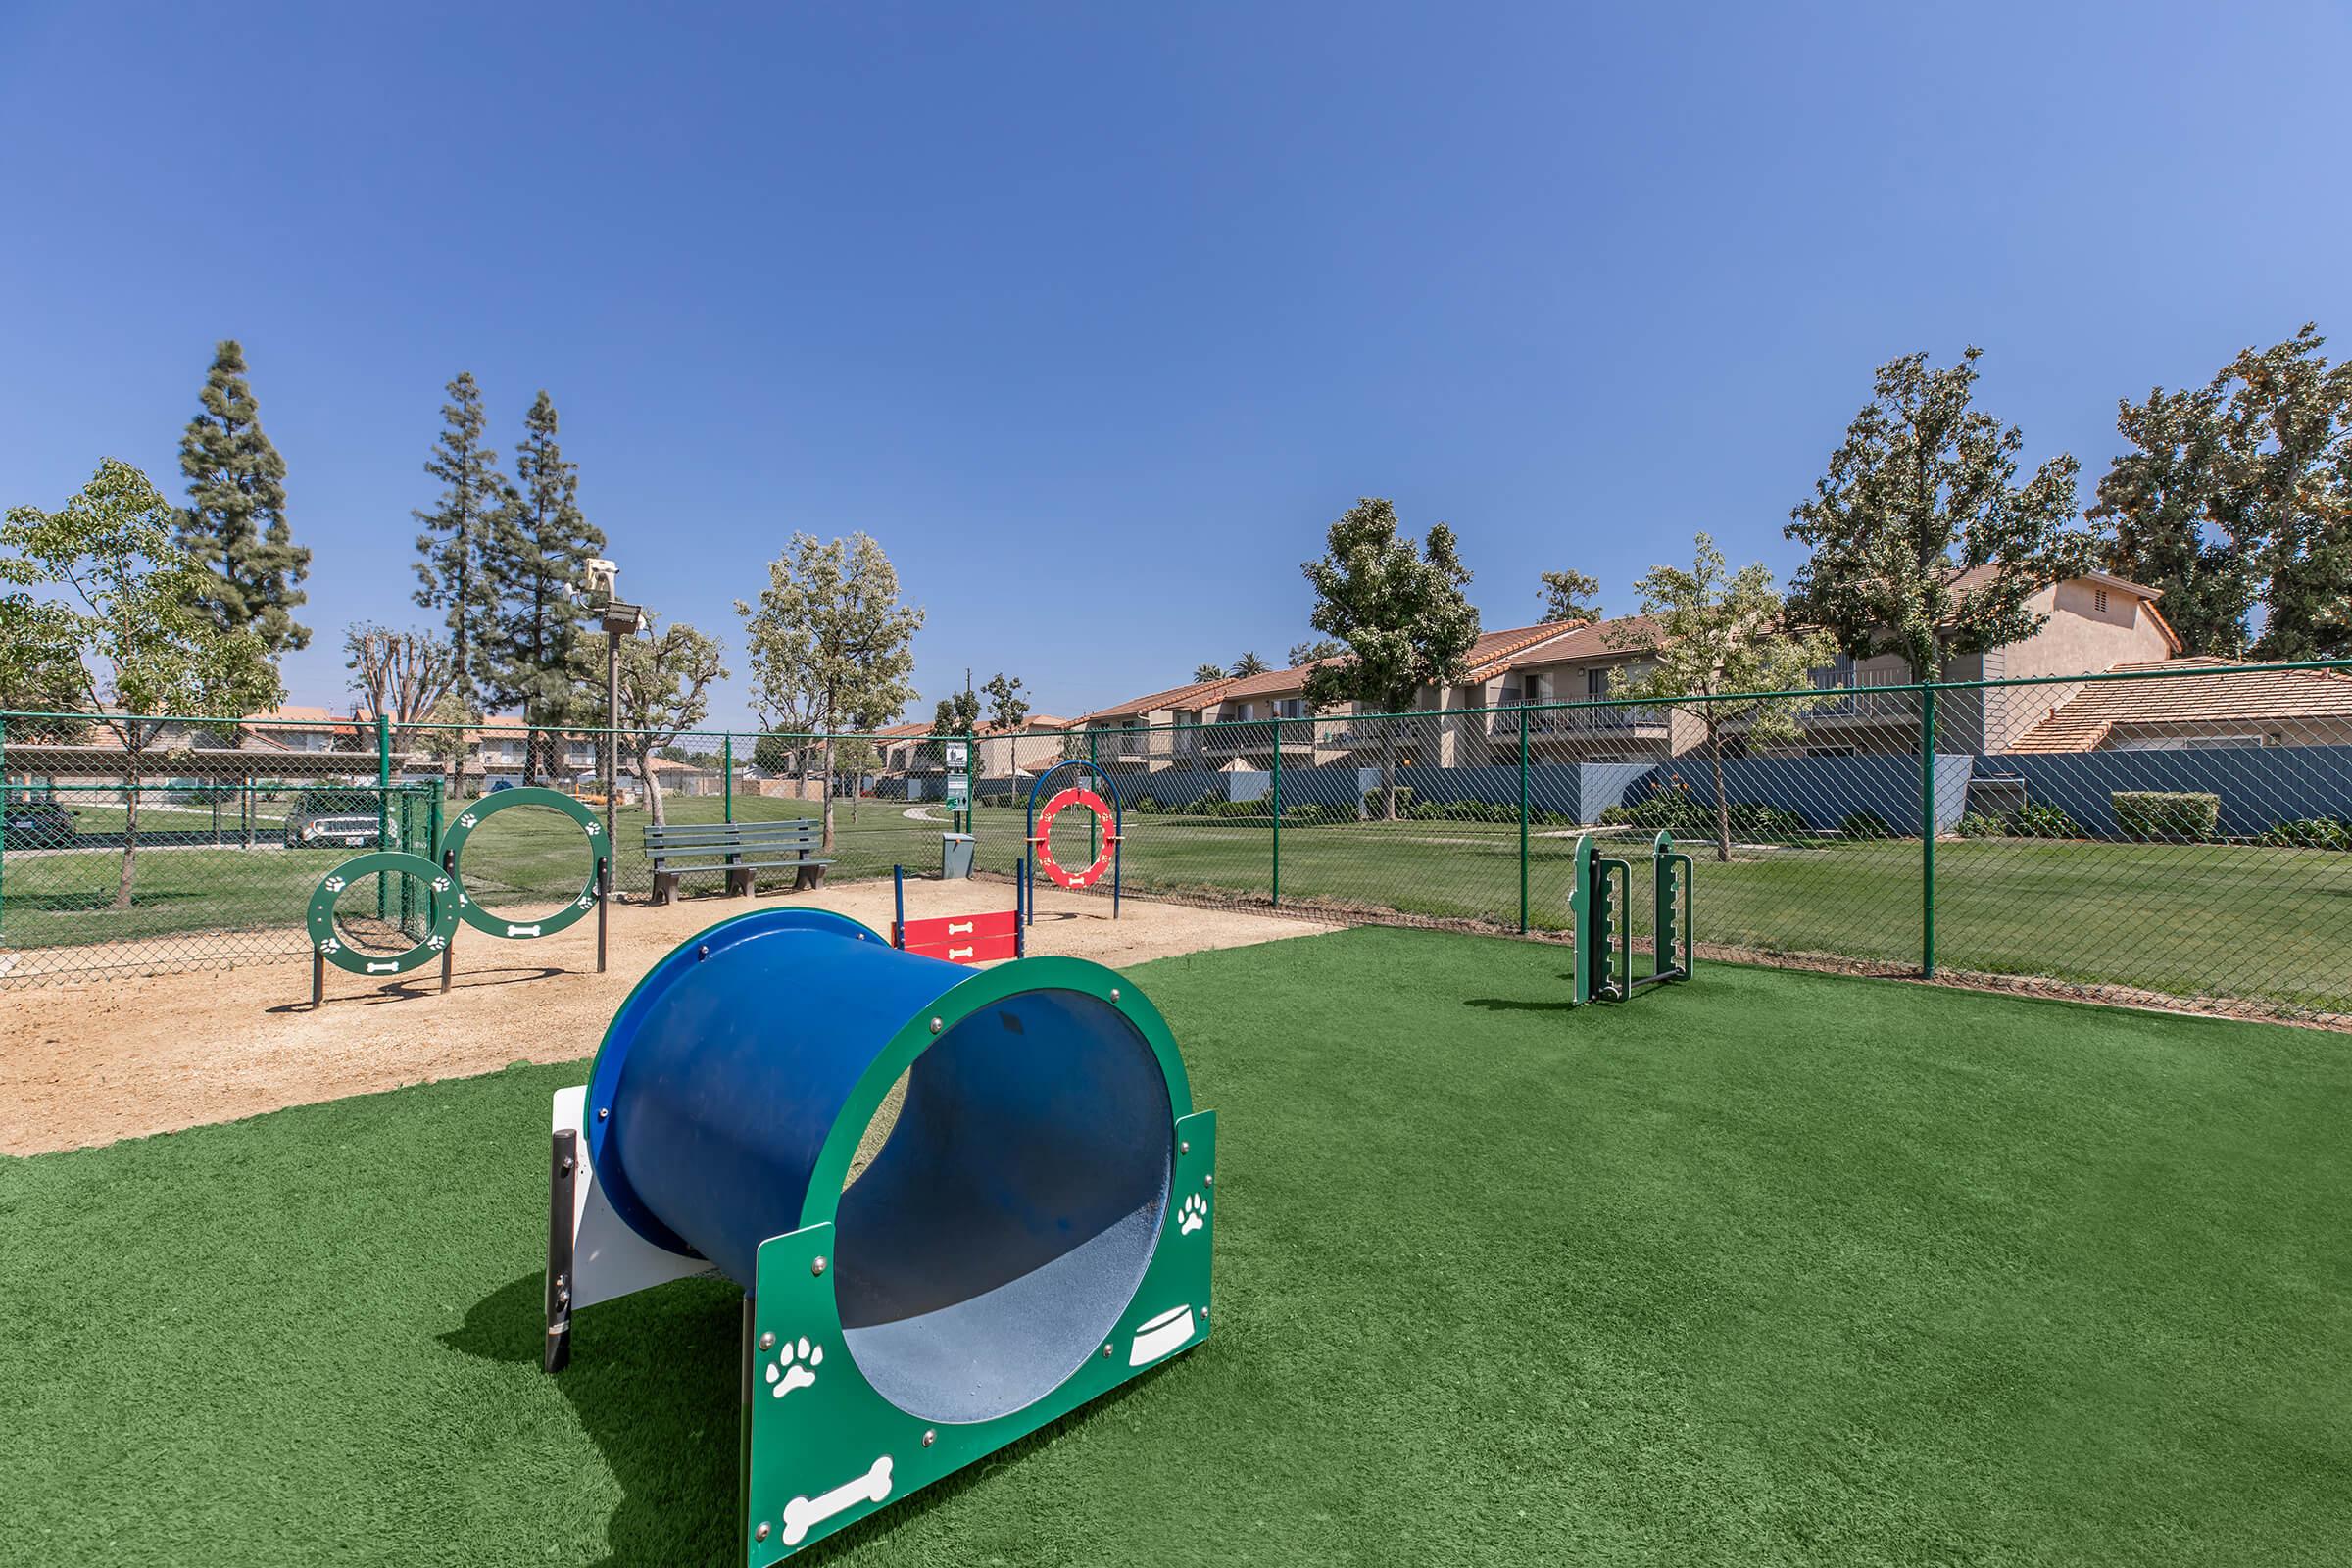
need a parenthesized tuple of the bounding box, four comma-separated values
(794, 863, 827, 892)
(651, 869, 677, 907)
(727, 866, 756, 898)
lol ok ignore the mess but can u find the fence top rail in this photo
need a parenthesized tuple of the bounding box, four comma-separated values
(6, 657, 2348, 751)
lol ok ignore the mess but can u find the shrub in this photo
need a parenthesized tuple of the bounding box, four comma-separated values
(1128, 795, 1161, 814)
(1836, 809, 1896, 840)
(1957, 811, 2003, 838)
(2253, 816, 2351, 851)
(1362, 786, 1417, 817)
(2011, 802, 2084, 839)
(2111, 791, 2220, 843)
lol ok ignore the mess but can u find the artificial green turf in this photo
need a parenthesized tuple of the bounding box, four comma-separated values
(3, 927, 2347, 1565)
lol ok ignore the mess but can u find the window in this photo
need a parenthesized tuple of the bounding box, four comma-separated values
(2093, 588, 2110, 613)
(1275, 698, 1305, 719)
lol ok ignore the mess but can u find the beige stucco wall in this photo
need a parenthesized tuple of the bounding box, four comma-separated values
(1980, 582, 2175, 751)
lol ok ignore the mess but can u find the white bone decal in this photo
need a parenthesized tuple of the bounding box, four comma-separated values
(366, 960, 400, 974)
(780, 1454, 894, 1545)
(507, 922, 541, 938)
(948, 920, 973, 935)
(948, 946, 974, 961)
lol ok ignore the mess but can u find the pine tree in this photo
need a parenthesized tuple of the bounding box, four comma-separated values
(174, 340, 310, 656)
(412, 373, 504, 700)
(482, 391, 606, 777)
(1538, 569, 1603, 624)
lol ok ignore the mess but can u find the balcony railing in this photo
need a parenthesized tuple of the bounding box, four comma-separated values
(1487, 707, 1666, 738)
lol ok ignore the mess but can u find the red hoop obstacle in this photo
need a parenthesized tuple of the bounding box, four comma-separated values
(1027, 786, 1120, 890)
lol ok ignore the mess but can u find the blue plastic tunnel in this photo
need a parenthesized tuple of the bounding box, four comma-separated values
(582, 907, 1184, 1424)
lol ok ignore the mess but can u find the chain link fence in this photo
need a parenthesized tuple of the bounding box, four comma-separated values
(7, 660, 2351, 1023)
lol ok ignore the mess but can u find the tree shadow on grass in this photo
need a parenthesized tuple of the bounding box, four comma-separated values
(446, 1270, 1173, 1565)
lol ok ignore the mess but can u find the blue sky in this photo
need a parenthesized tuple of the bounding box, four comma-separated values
(4, 2, 2347, 729)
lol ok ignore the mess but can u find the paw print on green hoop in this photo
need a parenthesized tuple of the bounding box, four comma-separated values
(764, 1335, 823, 1399)
(1177, 1192, 1208, 1236)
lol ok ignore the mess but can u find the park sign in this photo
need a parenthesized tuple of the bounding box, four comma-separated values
(944, 740, 967, 770)
(945, 774, 971, 808)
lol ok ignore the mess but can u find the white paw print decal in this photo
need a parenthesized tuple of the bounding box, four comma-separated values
(765, 1335, 822, 1398)
(432, 875, 451, 893)
(585, 820, 603, 837)
(459, 812, 478, 828)
(323, 876, 346, 894)
(1177, 1192, 1208, 1236)
(576, 893, 595, 908)
(427, 934, 447, 951)
(318, 937, 341, 955)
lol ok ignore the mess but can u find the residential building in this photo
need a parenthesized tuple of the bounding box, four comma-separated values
(1077, 678, 1239, 771)
(2008, 658, 2352, 752)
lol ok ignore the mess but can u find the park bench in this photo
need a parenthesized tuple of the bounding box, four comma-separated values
(644, 818, 832, 906)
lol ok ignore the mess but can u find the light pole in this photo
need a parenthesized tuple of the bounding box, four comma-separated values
(585, 558, 644, 972)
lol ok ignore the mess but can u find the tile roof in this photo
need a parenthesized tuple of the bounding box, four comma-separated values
(2008, 658, 2352, 752)
(1477, 615, 1661, 674)
(1080, 676, 1240, 723)
(1212, 662, 1332, 701)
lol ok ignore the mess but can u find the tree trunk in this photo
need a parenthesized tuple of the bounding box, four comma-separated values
(641, 746, 667, 828)
(1380, 725, 1400, 821)
(111, 752, 140, 911)
(820, 734, 836, 848)
(1706, 722, 1732, 864)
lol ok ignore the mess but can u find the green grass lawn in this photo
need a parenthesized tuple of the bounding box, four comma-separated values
(3, 929, 2345, 1566)
(8, 798, 2351, 1016)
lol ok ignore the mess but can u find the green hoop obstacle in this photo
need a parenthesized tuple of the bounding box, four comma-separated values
(439, 786, 607, 939)
(305, 851, 462, 978)
(307, 786, 612, 1005)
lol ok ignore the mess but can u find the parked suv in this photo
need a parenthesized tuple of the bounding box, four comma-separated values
(3, 797, 78, 847)
(283, 788, 385, 850)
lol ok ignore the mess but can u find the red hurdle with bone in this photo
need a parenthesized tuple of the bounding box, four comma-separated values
(892, 862, 1027, 964)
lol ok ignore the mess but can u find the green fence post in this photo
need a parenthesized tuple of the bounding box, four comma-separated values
(377, 710, 394, 921)
(966, 729, 978, 837)
(0, 715, 8, 938)
(1270, 718, 1282, 907)
(723, 735, 734, 824)
(1088, 730, 1100, 865)
(1518, 707, 1531, 934)
(1920, 684, 1937, 979)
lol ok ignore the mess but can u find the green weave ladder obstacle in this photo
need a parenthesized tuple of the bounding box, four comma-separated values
(1569, 830, 1695, 1005)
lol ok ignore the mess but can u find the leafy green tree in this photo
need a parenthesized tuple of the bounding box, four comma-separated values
(1287, 637, 1344, 666)
(932, 687, 981, 735)
(1609, 535, 1838, 863)
(2091, 378, 2250, 656)
(3, 460, 280, 906)
(174, 340, 310, 657)
(1538, 569, 1603, 624)
(982, 671, 1030, 731)
(751, 733, 799, 774)
(1192, 662, 1227, 683)
(412, 372, 504, 700)
(614, 618, 726, 827)
(1787, 348, 2092, 679)
(735, 532, 924, 845)
(1299, 497, 1480, 819)
(417, 691, 477, 792)
(483, 391, 607, 777)
(2210, 325, 2352, 661)
(1230, 651, 1271, 677)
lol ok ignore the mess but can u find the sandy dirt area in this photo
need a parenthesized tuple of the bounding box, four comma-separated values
(1, 883, 1340, 1155)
